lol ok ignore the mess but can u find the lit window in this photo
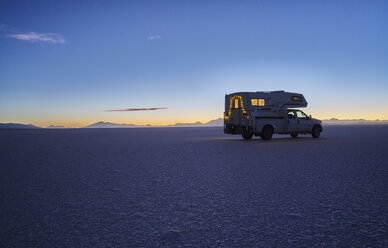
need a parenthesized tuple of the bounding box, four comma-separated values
(234, 98, 239, 108)
(291, 96, 302, 102)
(251, 98, 265, 106)
(288, 111, 296, 119)
(296, 110, 307, 119)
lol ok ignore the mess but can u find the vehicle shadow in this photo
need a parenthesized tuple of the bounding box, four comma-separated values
(218, 136, 327, 143)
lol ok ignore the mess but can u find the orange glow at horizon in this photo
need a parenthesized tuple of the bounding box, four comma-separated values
(13, 115, 224, 128)
(2, 111, 388, 128)
(1, 100, 387, 128)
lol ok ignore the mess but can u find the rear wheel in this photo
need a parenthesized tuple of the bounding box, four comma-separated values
(291, 133, 298, 138)
(312, 125, 321, 138)
(261, 126, 273, 140)
(242, 131, 253, 140)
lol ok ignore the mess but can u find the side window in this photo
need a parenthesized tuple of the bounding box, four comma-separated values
(296, 111, 307, 119)
(251, 98, 265, 106)
(288, 111, 296, 119)
(291, 96, 303, 102)
(234, 98, 239, 108)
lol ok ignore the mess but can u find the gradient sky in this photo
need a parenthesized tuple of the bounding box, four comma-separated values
(1, 0, 387, 127)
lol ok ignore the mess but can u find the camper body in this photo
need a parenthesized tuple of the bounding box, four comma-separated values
(224, 91, 322, 140)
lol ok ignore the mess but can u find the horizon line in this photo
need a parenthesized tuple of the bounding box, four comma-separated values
(2, 117, 388, 129)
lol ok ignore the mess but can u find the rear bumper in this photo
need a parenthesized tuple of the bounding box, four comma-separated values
(224, 124, 243, 134)
(224, 124, 254, 135)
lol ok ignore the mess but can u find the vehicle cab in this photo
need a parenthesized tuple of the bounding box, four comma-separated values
(287, 109, 310, 132)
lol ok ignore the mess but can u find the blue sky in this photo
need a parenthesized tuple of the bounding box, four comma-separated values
(0, 0, 387, 127)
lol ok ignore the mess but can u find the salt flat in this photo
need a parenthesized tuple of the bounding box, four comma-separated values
(1, 126, 387, 247)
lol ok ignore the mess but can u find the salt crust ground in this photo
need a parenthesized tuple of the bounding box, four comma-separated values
(1, 126, 387, 247)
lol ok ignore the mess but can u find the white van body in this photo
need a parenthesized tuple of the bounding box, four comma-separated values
(224, 91, 322, 140)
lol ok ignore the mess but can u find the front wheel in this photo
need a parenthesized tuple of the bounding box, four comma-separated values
(312, 126, 321, 138)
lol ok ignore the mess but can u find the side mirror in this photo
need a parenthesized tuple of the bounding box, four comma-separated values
(309, 115, 312, 120)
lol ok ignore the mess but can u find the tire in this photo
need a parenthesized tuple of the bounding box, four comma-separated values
(291, 133, 298, 138)
(312, 125, 321, 138)
(242, 132, 253, 140)
(261, 126, 273, 140)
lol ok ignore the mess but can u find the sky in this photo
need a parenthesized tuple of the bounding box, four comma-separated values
(0, 0, 387, 127)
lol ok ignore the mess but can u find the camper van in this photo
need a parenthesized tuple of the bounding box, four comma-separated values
(224, 91, 322, 140)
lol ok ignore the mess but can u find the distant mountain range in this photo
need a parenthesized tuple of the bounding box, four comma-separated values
(84, 121, 137, 128)
(83, 118, 224, 128)
(1, 117, 388, 129)
(0, 123, 41, 129)
(169, 118, 223, 127)
(322, 118, 388, 125)
(47, 125, 66, 129)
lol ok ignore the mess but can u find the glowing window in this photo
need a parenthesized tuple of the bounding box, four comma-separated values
(296, 110, 308, 119)
(251, 98, 265, 106)
(234, 98, 239, 108)
(291, 96, 302, 102)
(288, 111, 296, 119)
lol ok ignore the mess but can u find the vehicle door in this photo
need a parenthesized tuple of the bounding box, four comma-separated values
(287, 110, 298, 132)
(230, 98, 241, 126)
(295, 110, 311, 132)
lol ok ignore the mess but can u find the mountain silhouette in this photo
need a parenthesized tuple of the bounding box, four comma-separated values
(84, 121, 137, 128)
(0, 123, 41, 129)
